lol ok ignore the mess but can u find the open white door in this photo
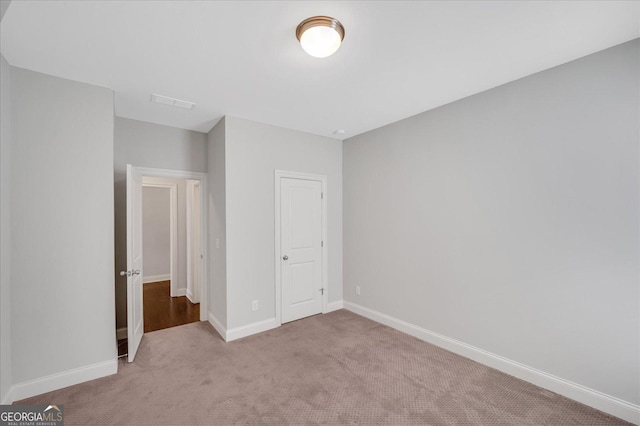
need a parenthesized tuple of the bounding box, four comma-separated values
(126, 164, 144, 362)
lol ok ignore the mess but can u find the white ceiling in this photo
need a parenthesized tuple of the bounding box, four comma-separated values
(1, 1, 638, 139)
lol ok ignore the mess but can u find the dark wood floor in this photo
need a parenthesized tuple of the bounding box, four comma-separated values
(144, 280, 200, 333)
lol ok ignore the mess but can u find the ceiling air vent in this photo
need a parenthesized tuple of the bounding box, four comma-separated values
(150, 93, 196, 110)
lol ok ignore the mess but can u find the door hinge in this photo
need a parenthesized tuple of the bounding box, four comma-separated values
(321, 192, 323, 199)
(320, 288, 325, 295)
(321, 240, 324, 247)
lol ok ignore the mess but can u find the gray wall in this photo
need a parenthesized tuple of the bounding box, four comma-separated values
(225, 116, 343, 329)
(11, 67, 116, 384)
(0, 1, 11, 22)
(343, 39, 639, 405)
(207, 118, 227, 327)
(114, 117, 207, 329)
(142, 187, 171, 279)
(0, 54, 12, 403)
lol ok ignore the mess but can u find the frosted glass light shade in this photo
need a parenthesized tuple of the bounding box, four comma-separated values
(296, 16, 345, 58)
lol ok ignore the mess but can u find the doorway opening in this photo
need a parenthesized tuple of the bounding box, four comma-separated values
(119, 166, 207, 362)
(141, 177, 201, 333)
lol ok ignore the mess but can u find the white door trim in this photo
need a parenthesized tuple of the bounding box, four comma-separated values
(186, 180, 201, 303)
(136, 166, 209, 322)
(274, 170, 328, 326)
(141, 180, 178, 297)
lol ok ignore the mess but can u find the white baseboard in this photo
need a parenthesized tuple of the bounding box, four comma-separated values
(211, 303, 344, 343)
(143, 274, 170, 284)
(226, 318, 278, 342)
(208, 312, 227, 340)
(116, 327, 127, 340)
(186, 289, 194, 303)
(343, 301, 639, 425)
(326, 300, 344, 312)
(174, 288, 186, 297)
(6, 359, 118, 404)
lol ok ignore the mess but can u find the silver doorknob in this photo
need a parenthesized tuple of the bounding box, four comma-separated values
(133, 270, 141, 275)
(282, 255, 288, 261)
(120, 271, 130, 277)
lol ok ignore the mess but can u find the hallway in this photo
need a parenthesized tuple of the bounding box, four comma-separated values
(143, 280, 200, 333)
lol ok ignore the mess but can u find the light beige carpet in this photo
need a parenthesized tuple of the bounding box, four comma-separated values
(17, 310, 629, 425)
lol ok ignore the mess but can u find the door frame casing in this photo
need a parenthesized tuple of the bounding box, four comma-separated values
(141, 179, 178, 297)
(186, 180, 201, 304)
(274, 170, 328, 326)
(135, 166, 209, 322)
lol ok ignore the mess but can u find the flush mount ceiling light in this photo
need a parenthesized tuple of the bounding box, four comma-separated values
(296, 16, 345, 58)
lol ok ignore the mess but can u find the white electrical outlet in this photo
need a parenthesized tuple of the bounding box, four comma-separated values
(355, 285, 361, 296)
(252, 300, 259, 311)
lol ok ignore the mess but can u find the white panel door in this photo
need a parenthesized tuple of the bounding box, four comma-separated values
(126, 164, 144, 362)
(281, 178, 323, 323)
